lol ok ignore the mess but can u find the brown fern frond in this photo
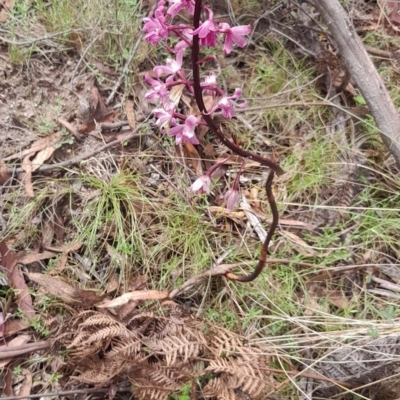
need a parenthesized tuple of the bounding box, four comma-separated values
(84, 324, 131, 343)
(71, 310, 98, 325)
(149, 334, 203, 365)
(224, 373, 265, 398)
(67, 331, 91, 348)
(211, 329, 242, 356)
(80, 313, 121, 327)
(107, 337, 142, 358)
(130, 364, 184, 400)
(69, 341, 105, 359)
(206, 358, 266, 398)
(202, 377, 236, 400)
(72, 360, 122, 384)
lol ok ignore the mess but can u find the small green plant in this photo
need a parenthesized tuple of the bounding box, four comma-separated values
(29, 317, 50, 337)
(169, 384, 191, 400)
(13, 365, 22, 376)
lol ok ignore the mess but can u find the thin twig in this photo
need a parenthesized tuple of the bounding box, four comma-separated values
(0, 29, 77, 46)
(5, 119, 151, 174)
(368, 289, 400, 300)
(169, 263, 238, 299)
(0, 341, 50, 359)
(371, 275, 400, 293)
(0, 387, 129, 400)
(240, 101, 363, 114)
(106, 32, 144, 105)
(0, 214, 6, 237)
(70, 33, 103, 85)
(269, 26, 317, 57)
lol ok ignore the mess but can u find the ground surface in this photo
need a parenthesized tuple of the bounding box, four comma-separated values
(1, 1, 400, 399)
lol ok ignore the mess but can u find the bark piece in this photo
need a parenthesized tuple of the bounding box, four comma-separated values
(313, 0, 400, 165)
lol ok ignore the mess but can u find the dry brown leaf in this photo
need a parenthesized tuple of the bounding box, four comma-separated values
(17, 369, 32, 400)
(3, 366, 13, 396)
(115, 130, 132, 142)
(41, 220, 55, 248)
(202, 143, 217, 157)
(3, 132, 62, 161)
(326, 289, 350, 310)
(125, 100, 136, 130)
(0, 242, 35, 318)
(279, 219, 315, 230)
(21, 154, 34, 197)
(2, 319, 29, 339)
(26, 272, 105, 307)
(0, 334, 31, 368)
(169, 84, 185, 106)
(20, 251, 56, 265)
(97, 290, 168, 308)
(281, 230, 316, 256)
(91, 83, 108, 117)
(386, 0, 400, 25)
(58, 118, 82, 140)
(31, 145, 57, 172)
(44, 241, 82, 253)
(183, 142, 203, 176)
(0, 0, 13, 23)
(208, 206, 246, 220)
(0, 160, 10, 185)
(49, 253, 68, 275)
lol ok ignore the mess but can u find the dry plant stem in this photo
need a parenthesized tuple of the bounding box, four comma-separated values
(313, 0, 400, 165)
(0, 30, 77, 46)
(0, 341, 50, 359)
(169, 264, 239, 298)
(0, 214, 6, 236)
(0, 388, 127, 400)
(106, 32, 143, 105)
(192, 0, 281, 282)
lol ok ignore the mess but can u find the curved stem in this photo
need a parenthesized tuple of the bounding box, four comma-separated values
(192, 0, 281, 282)
(225, 170, 277, 282)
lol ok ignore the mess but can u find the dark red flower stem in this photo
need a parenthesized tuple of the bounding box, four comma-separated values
(191, 0, 284, 176)
(191, 0, 283, 282)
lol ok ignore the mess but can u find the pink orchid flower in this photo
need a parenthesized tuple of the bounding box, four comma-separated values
(167, 0, 195, 18)
(143, 16, 169, 45)
(154, 50, 184, 79)
(224, 189, 240, 211)
(167, 114, 199, 144)
(144, 73, 170, 100)
(152, 103, 176, 130)
(218, 22, 251, 54)
(189, 175, 212, 194)
(209, 88, 247, 119)
(201, 72, 217, 97)
(192, 7, 217, 47)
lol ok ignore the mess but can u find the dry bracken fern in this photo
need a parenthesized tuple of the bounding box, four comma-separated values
(60, 301, 273, 400)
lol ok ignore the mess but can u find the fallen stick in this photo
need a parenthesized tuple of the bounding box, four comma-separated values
(313, 0, 400, 165)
